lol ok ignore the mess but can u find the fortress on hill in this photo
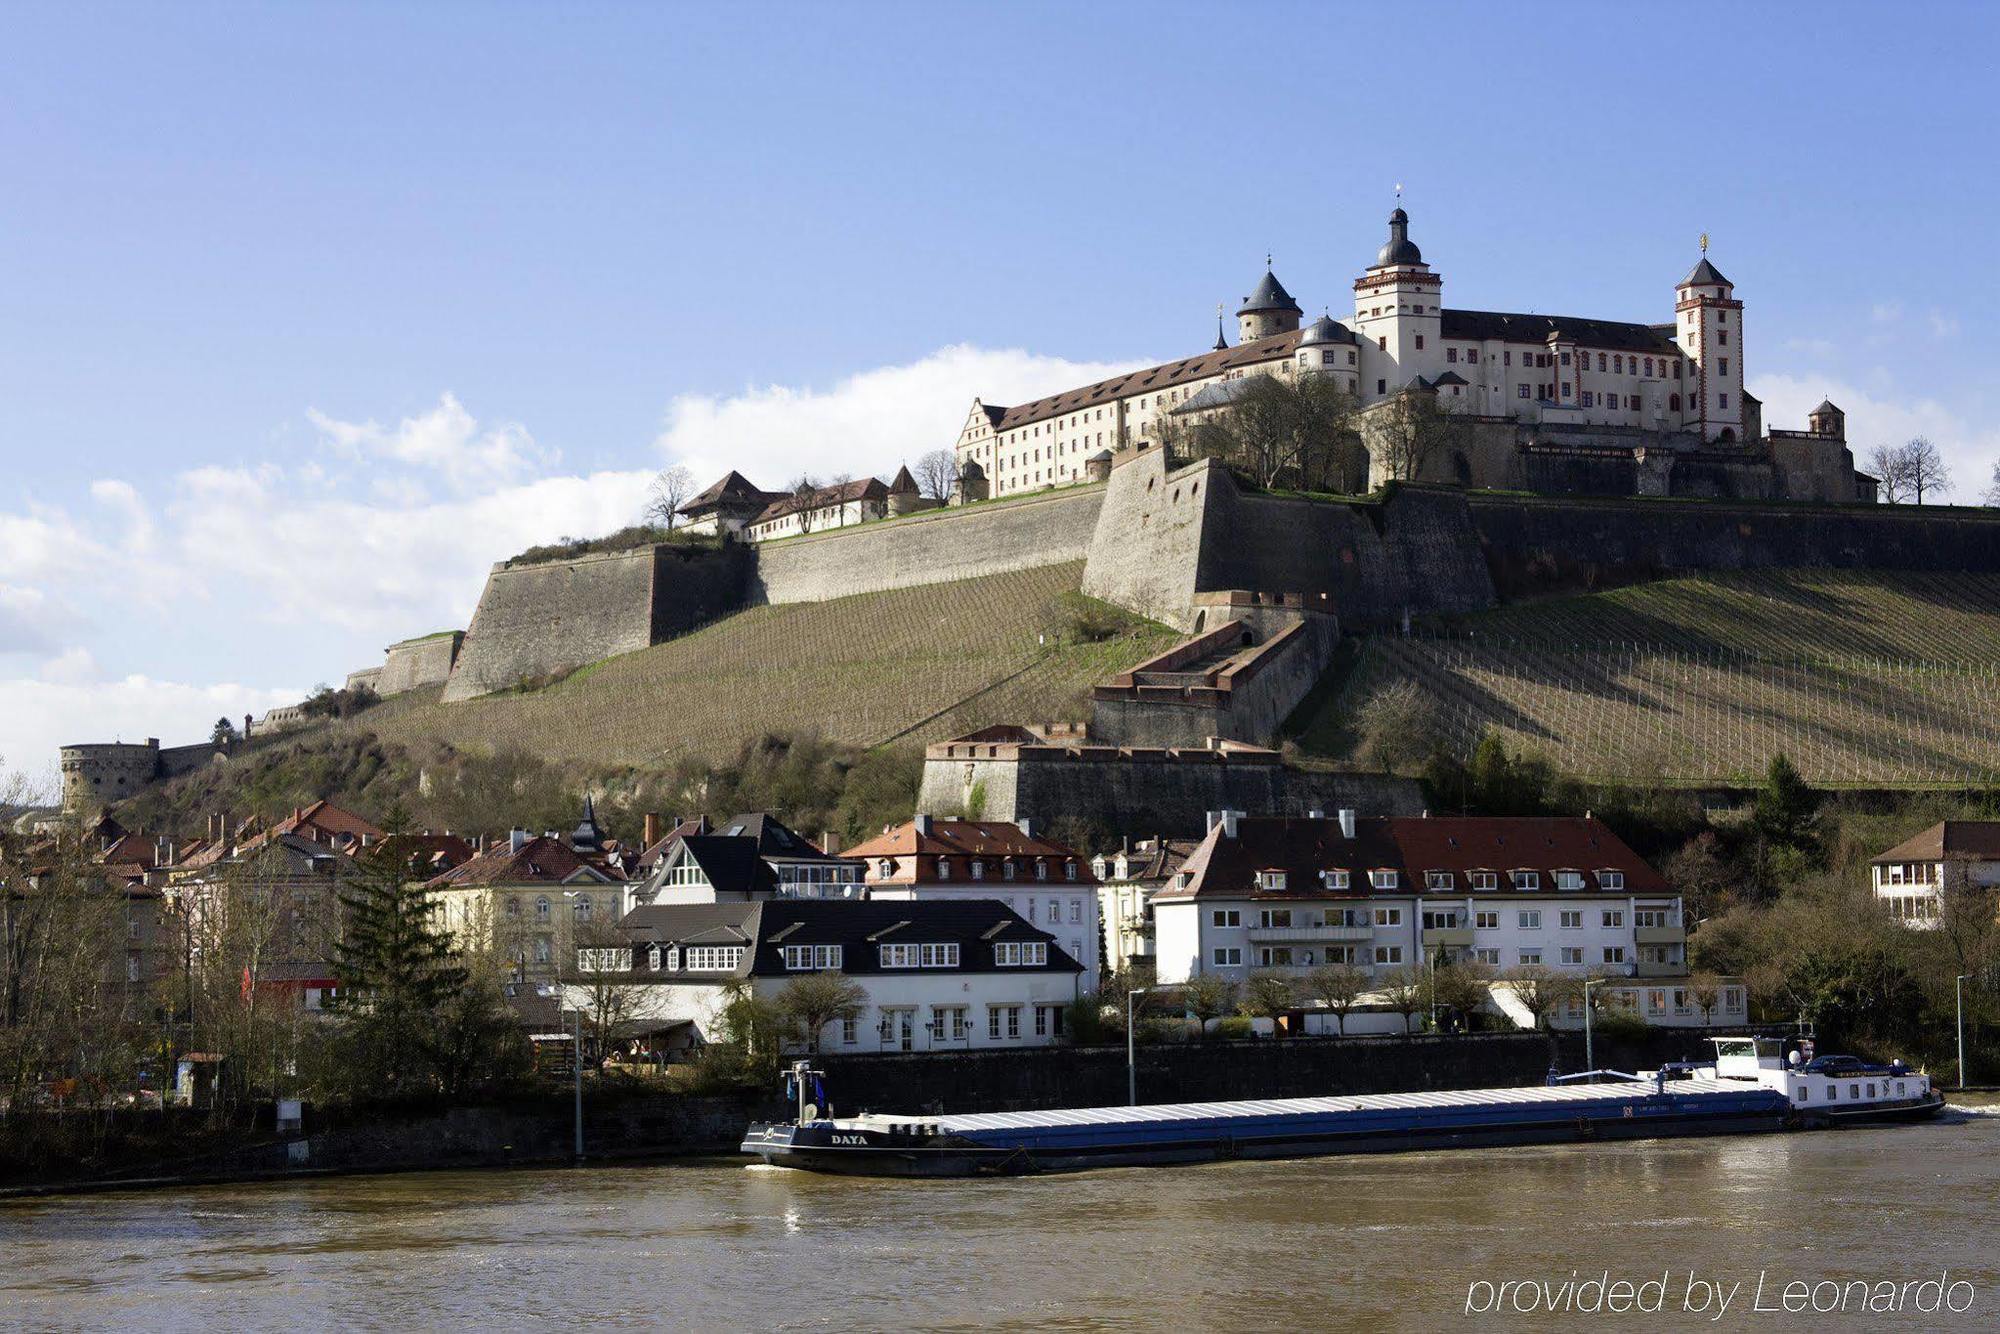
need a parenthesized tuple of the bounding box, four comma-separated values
(59, 208, 2000, 818)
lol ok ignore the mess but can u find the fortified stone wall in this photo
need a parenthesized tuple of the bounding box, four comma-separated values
(1079, 449, 1217, 630)
(376, 632, 464, 697)
(343, 666, 384, 695)
(1466, 493, 2000, 602)
(1090, 606, 1340, 748)
(443, 544, 751, 702)
(917, 741, 1422, 835)
(752, 483, 1103, 605)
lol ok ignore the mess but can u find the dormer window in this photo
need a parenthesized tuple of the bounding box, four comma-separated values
(936, 857, 951, 881)
(1323, 870, 1350, 891)
(970, 861, 985, 880)
(1259, 871, 1288, 892)
(1003, 862, 1017, 881)
(1370, 869, 1398, 890)
(1035, 860, 1049, 881)
(1555, 870, 1585, 892)
(1468, 871, 1497, 892)
(1064, 862, 1079, 881)
(1511, 870, 1541, 891)
(1597, 870, 1625, 891)
(1425, 871, 1453, 892)
(877, 858, 894, 878)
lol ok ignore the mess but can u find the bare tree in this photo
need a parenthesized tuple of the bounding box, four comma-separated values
(787, 474, 824, 535)
(1378, 966, 1425, 1034)
(1191, 373, 1363, 492)
(1499, 963, 1575, 1031)
(1357, 679, 1436, 773)
(1304, 961, 1369, 1035)
(1366, 387, 1475, 485)
(1240, 970, 1298, 1036)
(774, 972, 867, 1052)
(644, 464, 697, 530)
(1871, 438, 1951, 505)
(1983, 460, 2000, 507)
(914, 449, 959, 502)
(1687, 972, 1723, 1028)
(1182, 973, 1237, 1039)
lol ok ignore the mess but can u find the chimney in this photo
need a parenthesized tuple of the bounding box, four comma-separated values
(1222, 810, 1239, 839)
(1205, 809, 1221, 833)
(509, 827, 528, 854)
(643, 812, 662, 847)
(1338, 809, 1356, 840)
(154, 835, 170, 866)
(1015, 817, 1035, 839)
(820, 830, 840, 855)
(914, 813, 933, 837)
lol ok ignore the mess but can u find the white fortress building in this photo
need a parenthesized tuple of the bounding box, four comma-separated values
(951, 208, 1870, 504)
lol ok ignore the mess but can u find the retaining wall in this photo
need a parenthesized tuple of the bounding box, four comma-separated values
(754, 484, 1104, 605)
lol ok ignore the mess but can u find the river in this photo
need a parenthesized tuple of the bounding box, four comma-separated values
(3, 1114, 1996, 1331)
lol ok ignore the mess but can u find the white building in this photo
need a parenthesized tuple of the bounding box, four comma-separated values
(951, 208, 1856, 500)
(1091, 835, 1199, 974)
(562, 898, 1084, 1053)
(1153, 810, 1736, 1031)
(848, 815, 1104, 992)
(1869, 820, 2000, 927)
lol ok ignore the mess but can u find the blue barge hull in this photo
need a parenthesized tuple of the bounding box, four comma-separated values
(740, 1077, 1795, 1177)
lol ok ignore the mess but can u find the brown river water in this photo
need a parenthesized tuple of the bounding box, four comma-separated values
(1, 1112, 1995, 1332)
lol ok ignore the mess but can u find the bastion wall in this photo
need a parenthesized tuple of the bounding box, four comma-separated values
(376, 632, 464, 697)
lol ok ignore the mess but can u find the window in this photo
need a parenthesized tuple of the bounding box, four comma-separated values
(1560, 910, 1583, 929)
(1034, 1006, 1050, 1038)
(1597, 353, 1607, 371)
(1212, 909, 1241, 928)
(1212, 946, 1243, 966)
(1370, 869, 1399, 890)
(994, 941, 1047, 967)
(1258, 908, 1294, 929)
(577, 947, 625, 973)
(1422, 909, 1460, 931)
(1003, 862, 1016, 881)
(1555, 871, 1584, 892)
(1065, 862, 1079, 882)
(1035, 860, 1049, 882)
(646, 943, 662, 971)
(782, 944, 843, 971)
(1425, 870, 1453, 891)
(1469, 871, 1497, 892)
(1069, 899, 1082, 923)
(1046, 901, 1061, 924)
(1518, 949, 1542, 965)
(1373, 907, 1403, 927)
(1719, 393, 1729, 409)
(842, 1017, 858, 1045)
(1602, 946, 1627, 965)
(1374, 945, 1404, 965)
(505, 897, 521, 918)
(1504, 350, 1513, 366)
(1512, 870, 1540, 891)
(1559, 351, 1570, 366)
(1602, 910, 1624, 928)
(1475, 948, 1501, 965)
(1518, 384, 1530, 399)
(1560, 947, 1584, 965)
(937, 858, 951, 881)
(1259, 870, 1288, 891)
(1447, 347, 1458, 363)
(880, 942, 960, 968)
(1414, 334, 1424, 350)
(573, 896, 593, 921)
(662, 946, 679, 970)
(535, 896, 551, 921)
(1258, 946, 1295, 968)
(1635, 908, 1673, 929)
(970, 861, 985, 880)
(1474, 911, 1499, 929)
(988, 1007, 1002, 1039)
(1323, 870, 1350, 890)
(1598, 870, 1625, 891)
(686, 946, 744, 971)
(876, 858, 894, 878)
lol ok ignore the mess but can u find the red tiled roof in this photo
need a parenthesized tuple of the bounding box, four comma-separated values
(1871, 820, 2000, 865)
(272, 800, 383, 844)
(751, 477, 889, 525)
(424, 836, 613, 889)
(846, 819, 1092, 871)
(1158, 815, 1667, 901)
(980, 332, 1301, 434)
(679, 470, 785, 516)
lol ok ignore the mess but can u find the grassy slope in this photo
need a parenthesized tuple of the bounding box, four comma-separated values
(1298, 570, 2000, 787)
(353, 561, 1176, 768)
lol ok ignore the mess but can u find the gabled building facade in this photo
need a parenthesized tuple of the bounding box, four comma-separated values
(1870, 821, 2000, 927)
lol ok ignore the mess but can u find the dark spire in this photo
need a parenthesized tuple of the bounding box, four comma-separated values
(1213, 302, 1228, 350)
(1237, 267, 1302, 316)
(571, 794, 604, 852)
(1374, 208, 1422, 268)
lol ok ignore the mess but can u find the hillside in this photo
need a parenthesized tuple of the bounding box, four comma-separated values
(1300, 570, 2000, 787)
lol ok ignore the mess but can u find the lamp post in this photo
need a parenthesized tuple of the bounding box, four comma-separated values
(1583, 977, 1607, 1080)
(1957, 974, 1972, 1091)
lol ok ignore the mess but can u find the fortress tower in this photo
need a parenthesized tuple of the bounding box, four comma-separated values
(1352, 208, 1444, 395)
(1675, 251, 1745, 444)
(1236, 262, 1302, 342)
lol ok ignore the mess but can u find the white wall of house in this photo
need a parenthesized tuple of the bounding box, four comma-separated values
(870, 882, 1101, 993)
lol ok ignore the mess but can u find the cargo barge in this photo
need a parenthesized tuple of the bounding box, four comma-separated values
(741, 1038, 1943, 1177)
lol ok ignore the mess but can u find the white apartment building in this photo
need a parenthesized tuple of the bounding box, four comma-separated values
(1152, 810, 1730, 1029)
(1869, 820, 2000, 927)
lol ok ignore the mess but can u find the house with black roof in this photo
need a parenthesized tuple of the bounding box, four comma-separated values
(562, 897, 1083, 1054)
(631, 811, 865, 906)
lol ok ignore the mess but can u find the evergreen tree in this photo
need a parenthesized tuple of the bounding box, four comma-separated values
(1753, 753, 1821, 851)
(331, 839, 467, 1093)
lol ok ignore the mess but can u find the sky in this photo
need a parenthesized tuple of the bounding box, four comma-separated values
(3, 1, 1997, 795)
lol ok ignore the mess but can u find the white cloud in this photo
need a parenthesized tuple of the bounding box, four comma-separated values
(653, 343, 1145, 483)
(1751, 370, 2000, 499)
(308, 392, 550, 493)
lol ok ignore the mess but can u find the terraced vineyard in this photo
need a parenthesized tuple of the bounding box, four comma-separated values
(360, 562, 1178, 767)
(1312, 570, 2000, 786)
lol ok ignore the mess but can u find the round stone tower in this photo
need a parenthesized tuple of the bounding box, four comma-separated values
(953, 458, 990, 506)
(1237, 261, 1303, 342)
(60, 739, 162, 814)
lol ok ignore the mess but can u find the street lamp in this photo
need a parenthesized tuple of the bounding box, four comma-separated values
(1583, 977, 1608, 1079)
(1957, 974, 1972, 1091)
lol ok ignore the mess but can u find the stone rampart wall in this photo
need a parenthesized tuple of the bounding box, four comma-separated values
(754, 484, 1104, 605)
(377, 633, 463, 697)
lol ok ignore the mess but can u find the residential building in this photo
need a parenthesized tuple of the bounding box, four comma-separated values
(848, 816, 1103, 990)
(746, 477, 891, 541)
(1869, 821, 2000, 927)
(174, 832, 360, 1012)
(629, 811, 865, 906)
(1092, 835, 1199, 974)
(426, 830, 626, 979)
(1152, 810, 1723, 1028)
(675, 470, 787, 538)
(563, 898, 1083, 1053)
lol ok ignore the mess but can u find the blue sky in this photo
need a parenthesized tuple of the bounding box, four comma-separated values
(3, 1, 1996, 790)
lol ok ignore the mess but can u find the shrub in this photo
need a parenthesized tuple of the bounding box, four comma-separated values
(1040, 590, 1136, 645)
(1213, 1016, 1254, 1041)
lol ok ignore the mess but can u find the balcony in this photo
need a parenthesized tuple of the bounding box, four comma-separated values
(1247, 923, 1374, 945)
(1635, 925, 1686, 945)
(1632, 958, 1688, 978)
(1421, 926, 1475, 949)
